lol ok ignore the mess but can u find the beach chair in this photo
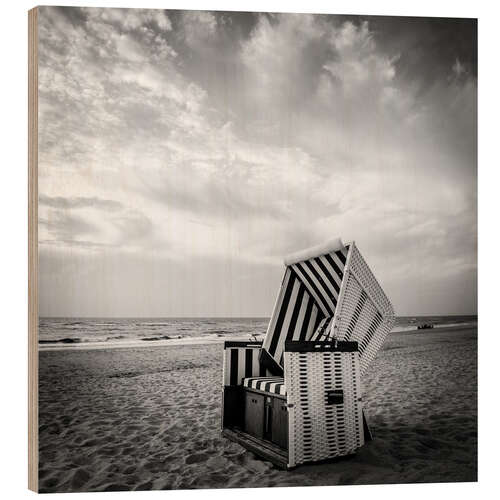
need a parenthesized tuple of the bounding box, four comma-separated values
(221, 238, 395, 469)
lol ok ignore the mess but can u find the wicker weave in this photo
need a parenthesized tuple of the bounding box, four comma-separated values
(284, 348, 364, 467)
(331, 243, 395, 374)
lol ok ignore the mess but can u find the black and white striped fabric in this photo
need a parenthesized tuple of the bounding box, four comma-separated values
(260, 269, 323, 374)
(243, 376, 286, 396)
(310, 316, 335, 341)
(289, 245, 348, 317)
(224, 344, 272, 386)
(260, 245, 349, 374)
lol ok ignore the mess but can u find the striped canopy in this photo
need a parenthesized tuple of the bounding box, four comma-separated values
(260, 239, 349, 375)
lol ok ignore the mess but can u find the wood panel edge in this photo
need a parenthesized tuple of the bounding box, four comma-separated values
(28, 6, 39, 494)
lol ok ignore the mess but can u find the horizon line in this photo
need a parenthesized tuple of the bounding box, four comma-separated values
(39, 313, 478, 320)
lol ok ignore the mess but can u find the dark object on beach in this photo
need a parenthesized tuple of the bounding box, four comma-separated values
(222, 239, 395, 469)
(39, 338, 82, 344)
(418, 324, 434, 330)
(141, 335, 171, 341)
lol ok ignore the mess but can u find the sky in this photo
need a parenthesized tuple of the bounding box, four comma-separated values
(37, 7, 477, 317)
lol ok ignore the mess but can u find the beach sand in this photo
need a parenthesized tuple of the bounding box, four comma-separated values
(38, 326, 477, 492)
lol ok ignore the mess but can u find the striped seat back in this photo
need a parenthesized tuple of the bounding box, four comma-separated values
(223, 342, 273, 386)
(260, 244, 349, 375)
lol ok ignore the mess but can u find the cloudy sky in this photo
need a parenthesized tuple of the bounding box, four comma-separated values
(37, 7, 477, 317)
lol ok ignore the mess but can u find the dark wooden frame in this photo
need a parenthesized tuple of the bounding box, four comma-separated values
(222, 384, 289, 462)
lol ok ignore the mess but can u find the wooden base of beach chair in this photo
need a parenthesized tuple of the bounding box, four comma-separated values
(223, 398, 372, 469)
(222, 428, 290, 470)
(223, 385, 289, 458)
(223, 384, 291, 470)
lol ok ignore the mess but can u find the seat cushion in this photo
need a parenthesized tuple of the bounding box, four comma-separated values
(243, 376, 286, 396)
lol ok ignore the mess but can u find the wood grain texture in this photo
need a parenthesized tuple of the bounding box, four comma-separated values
(28, 6, 38, 493)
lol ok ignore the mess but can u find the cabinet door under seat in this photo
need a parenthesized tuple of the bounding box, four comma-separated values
(244, 391, 265, 439)
(271, 397, 288, 450)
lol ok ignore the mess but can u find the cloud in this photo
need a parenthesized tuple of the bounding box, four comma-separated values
(112, 211, 154, 244)
(38, 193, 155, 252)
(36, 8, 477, 316)
(452, 58, 466, 77)
(84, 7, 172, 33)
(39, 239, 115, 250)
(39, 195, 124, 211)
(322, 21, 396, 94)
(40, 211, 99, 241)
(179, 11, 218, 49)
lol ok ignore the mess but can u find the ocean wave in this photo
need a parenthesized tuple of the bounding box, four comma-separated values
(40, 336, 116, 344)
(39, 338, 83, 344)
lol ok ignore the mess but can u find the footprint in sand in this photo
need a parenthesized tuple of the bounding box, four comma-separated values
(70, 468, 91, 489)
(81, 438, 101, 447)
(207, 456, 228, 469)
(185, 452, 209, 464)
(103, 483, 129, 492)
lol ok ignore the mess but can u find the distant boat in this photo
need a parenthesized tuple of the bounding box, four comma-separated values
(417, 324, 434, 330)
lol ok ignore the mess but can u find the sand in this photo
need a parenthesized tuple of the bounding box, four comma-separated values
(38, 326, 477, 492)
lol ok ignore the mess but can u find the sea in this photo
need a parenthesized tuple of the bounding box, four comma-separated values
(38, 315, 477, 351)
